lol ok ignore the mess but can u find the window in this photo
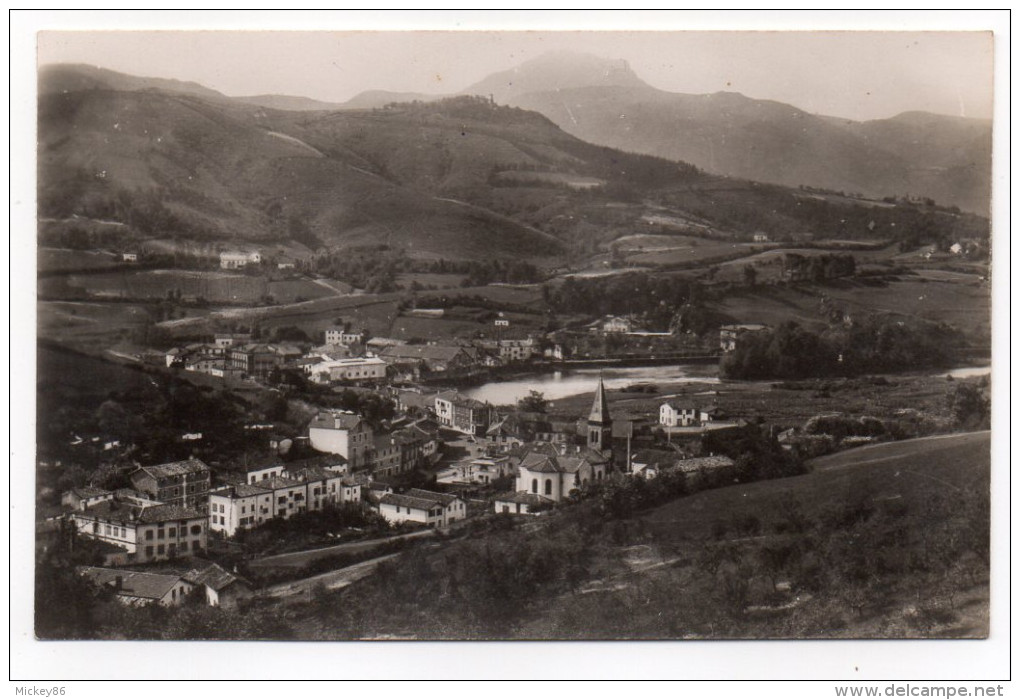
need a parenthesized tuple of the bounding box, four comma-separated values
(181, 541, 188, 552)
(157, 529, 165, 539)
(145, 546, 154, 557)
(168, 527, 176, 538)
(190, 524, 202, 535)
(145, 530, 154, 540)
(531, 479, 538, 494)
(105, 524, 111, 535)
(545, 479, 553, 496)
(278, 496, 286, 505)
(241, 505, 246, 514)
(157, 545, 165, 555)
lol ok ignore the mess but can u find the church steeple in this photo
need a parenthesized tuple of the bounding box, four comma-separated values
(587, 375, 612, 452)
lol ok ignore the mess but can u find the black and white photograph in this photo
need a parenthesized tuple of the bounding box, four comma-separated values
(11, 9, 1009, 685)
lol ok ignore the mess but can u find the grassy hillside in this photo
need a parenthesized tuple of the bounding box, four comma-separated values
(288, 431, 988, 639)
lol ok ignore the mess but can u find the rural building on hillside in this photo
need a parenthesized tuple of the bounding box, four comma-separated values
(219, 250, 262, 269)
(324, 327, 365, 346)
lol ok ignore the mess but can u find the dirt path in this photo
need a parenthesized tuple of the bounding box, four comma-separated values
(249, 529, 436, 569)
(263, 553, 400, 599)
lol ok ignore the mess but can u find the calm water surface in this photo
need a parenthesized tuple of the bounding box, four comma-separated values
(462, 365, 719, 406)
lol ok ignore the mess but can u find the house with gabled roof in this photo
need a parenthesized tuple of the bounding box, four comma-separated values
(378, 488, 466, 527)
(182, 562, 253, 609)
(78, 566, 194, 607)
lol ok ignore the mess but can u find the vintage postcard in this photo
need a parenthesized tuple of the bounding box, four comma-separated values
(13, 11, 1007, 684)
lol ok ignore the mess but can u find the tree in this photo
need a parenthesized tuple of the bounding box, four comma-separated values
(949, 384, 990, 430)
(743, 264, 758, 287)
(517, 390, 548, 413)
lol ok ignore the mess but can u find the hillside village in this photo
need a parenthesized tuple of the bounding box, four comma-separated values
(32, 56, 993, 643)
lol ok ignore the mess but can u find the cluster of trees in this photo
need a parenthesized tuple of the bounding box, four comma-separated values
(305, 516, 595, 638)
(721, 318, 965, 380)
(311, 245, 402, 293)
(543, 273, 705, 330)
(782, 253, 856, 282)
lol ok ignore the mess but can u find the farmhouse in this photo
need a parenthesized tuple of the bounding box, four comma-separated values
(324, 327, 365, 346)
(130, 458, 211, 509)
(219, 250, 262, 269)
(78, 567, 193, 607)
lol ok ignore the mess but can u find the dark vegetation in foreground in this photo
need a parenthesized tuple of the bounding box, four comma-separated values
(300, 432, 988, 640)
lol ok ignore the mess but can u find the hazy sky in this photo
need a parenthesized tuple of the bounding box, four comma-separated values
(37, 29, 994, 121)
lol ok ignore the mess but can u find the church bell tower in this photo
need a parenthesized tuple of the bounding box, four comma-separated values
(587, 375, 613, 454)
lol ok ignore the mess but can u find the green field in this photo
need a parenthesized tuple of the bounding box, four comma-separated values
(47, 270, 340, 305)
(518, 431, 991, 639)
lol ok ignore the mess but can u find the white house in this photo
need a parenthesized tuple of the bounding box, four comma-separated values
(436, 456, 511, 485)
(208, 483, 275, 536)
(378, 488, 466, 527)
(219, 250, 262, 269)
(660, 402, 700, 428)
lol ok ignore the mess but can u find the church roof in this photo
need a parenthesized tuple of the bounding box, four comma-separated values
(588, 376, 611, 425)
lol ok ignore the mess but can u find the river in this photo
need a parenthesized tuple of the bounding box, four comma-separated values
(462, 365, 719, 406)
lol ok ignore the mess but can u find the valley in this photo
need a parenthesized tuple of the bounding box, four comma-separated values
(32, 54, 994, 647)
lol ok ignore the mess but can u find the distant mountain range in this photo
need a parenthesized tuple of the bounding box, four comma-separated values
(37, 62, 988, 263)
(40, 56, 991, 214)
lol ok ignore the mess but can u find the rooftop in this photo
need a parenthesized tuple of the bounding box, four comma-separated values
(405, 488, 460, 507)
(137, 458, 210, 479)
(211, 483, 272, 499)
(183, 563, 247, 592)
(674, 455, 736, 473)
(380, 492, 443, 511)
(78, 566, 185, 600)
